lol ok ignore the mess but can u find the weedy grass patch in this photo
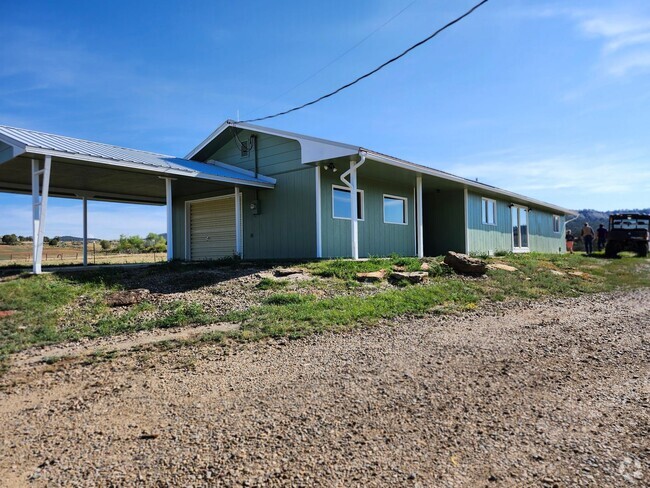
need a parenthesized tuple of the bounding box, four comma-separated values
(1, 252, 648, 373)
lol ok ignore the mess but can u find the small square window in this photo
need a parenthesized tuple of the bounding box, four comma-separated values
(383, 195, 407, 225)
(482, 198, 497, 225)
(332, 186, 364, 220)
(553, 215, 560, 233)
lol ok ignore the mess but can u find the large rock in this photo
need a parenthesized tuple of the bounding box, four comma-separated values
(487, 263, 518, 272)
(106, 288, 150, 307)
(274, 268, 304, 277)
(390, 271, 428, 284)
(356, 270, 387, 282)
(443, 252, 487, 275)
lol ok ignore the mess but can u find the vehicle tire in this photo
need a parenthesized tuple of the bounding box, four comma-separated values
(638, 242, 649, 258)
(605, 242, 619, 258)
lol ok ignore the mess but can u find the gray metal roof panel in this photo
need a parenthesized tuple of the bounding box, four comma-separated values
(0, 125, 273, 185)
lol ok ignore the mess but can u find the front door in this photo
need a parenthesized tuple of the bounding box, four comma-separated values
(511, 205, 529, 252)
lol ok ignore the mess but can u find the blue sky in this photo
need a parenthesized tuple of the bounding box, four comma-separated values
(2, 0, 650, 238)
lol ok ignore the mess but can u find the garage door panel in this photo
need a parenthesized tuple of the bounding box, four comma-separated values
(189, 196, 236, 260)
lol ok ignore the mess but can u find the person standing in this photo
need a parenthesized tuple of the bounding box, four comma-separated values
(581, 222, 595, 255)
(596, 223, 608, 252)
(565, 229, 575, 254)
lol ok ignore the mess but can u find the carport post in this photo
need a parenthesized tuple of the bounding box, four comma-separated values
(31, 155, 52, 274)
(165, 178, 174, 261)
(82, 197, 88, 266)
(416, 176, 424, 258)
(234, 186, 242, 257)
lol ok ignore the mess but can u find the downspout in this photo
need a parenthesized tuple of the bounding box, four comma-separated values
(340, 151, 367, 260)
(563, 213, 580, 253)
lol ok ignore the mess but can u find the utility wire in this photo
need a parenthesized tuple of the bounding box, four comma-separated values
(246, 0, 417, 118)
(240, 0, 489, 124)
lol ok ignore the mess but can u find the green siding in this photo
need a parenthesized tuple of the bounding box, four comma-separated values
(528, 211, 565, 253)
(423, 190, 466, 256)
(208, 130, 301, 176)
(467, 192, 565, 254)
(240, 168, 316, 259)
(173, 131, 316, 260)
(320, 168, 416, 258)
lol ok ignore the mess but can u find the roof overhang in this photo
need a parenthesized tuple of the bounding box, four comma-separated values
(186, 120, 359, 164)
(362, 150, 578, 216)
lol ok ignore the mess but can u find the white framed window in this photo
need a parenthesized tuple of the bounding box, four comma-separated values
(383, 194, 408, 225)
(332, 185, 364, 220)
(482, 198, 497, 225)
(552, 214, 560, 233)
(511, 205, 529, 252)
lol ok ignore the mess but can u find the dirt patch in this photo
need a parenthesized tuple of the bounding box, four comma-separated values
(1, 289, 648, 486)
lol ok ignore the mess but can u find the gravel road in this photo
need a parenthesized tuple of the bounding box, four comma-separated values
(1, 289, 648, 487)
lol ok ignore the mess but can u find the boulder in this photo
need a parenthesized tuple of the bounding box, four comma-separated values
(549, 269, 565, 276)
(443, 251, 487, 275)
(106, 288, 150, 307)
(487, 263, 518, 272)
(390, 271, 428, 284)
(274, 268, 304, 277)
(420, 262, 431, 271)
(356, 270, 387, 282)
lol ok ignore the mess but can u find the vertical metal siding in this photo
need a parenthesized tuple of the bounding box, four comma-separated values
(320, 168, 415, 258)
(467, 192, 564, 254)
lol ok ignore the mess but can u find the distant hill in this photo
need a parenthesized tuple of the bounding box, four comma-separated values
(567, 208, 650, 250)
(56, 235, 100, 243)
(567, 208, 650, 235)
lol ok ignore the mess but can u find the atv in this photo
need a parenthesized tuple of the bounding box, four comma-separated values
(605, 213, 650, 258)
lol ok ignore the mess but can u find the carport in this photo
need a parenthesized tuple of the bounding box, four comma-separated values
(0, 126, 275, 274)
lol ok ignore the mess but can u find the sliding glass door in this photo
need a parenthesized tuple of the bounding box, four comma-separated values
(511, 206, 529, 252)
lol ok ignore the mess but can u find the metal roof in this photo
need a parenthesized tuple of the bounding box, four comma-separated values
(0, 125, 275, 188)
(188, 120, 577, 215)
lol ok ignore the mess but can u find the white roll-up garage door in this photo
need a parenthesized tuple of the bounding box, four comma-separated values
(189, 196, 236, 260)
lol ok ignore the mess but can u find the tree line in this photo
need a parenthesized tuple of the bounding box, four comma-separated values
(1, 233, 166, 253)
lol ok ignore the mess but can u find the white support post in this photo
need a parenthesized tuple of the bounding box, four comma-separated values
(234, 186, 242, 257)
(350, 160, 359, 260)
(32, 159, 40, 271)
(82, 197, 88, 266)
(416, 175, 424, 258)
(165, 178, 174, 261)
(32, 156, 52, 274)
(315, 166, 322, 258)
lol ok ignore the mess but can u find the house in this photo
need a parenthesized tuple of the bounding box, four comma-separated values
(0, 121, 576, 273)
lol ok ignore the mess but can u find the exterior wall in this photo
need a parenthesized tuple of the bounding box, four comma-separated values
(528, 210, 565, 254)
(466, 191, 565, 254)
(173, 131, 317, 260)
(319, 168, 416, 258)
(423, 190, 466, 256)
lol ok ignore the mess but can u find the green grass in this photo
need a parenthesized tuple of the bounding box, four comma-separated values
(0, 272, 215, 366)
(1, 253, 648, 373)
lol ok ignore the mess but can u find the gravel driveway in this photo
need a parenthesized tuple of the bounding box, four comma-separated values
(1, 289, 648, 487)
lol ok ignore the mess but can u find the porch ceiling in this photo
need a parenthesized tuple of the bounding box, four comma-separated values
(0, 154, 254, 205)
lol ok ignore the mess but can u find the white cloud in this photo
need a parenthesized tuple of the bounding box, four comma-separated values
(545, 6, 650, 77)
(437, 146, 650, 210)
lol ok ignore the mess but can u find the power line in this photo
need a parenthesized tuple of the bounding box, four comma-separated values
(240, 0, 489, 124)
(246, 0, 417, 118)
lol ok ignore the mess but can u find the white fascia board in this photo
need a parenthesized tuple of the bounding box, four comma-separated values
(24, 147, 275, 189)
(364, 150, 578, 217)
(207, 159, 277, 184)
(0, 132, 27, 150)
(185, 120, 359, 164)
(0, 134, 27, 164)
